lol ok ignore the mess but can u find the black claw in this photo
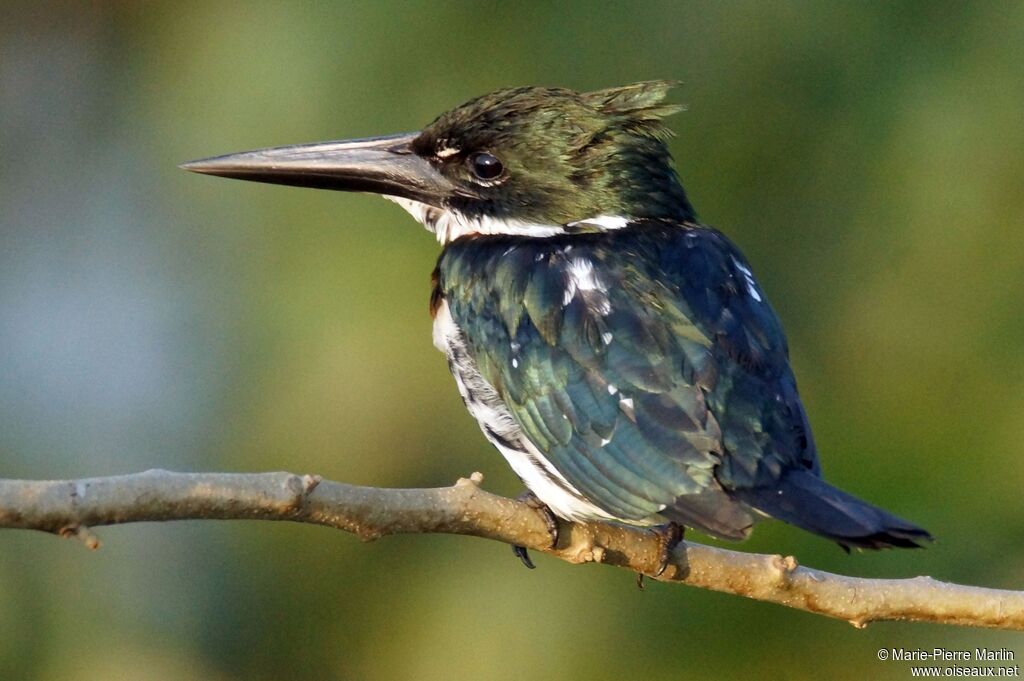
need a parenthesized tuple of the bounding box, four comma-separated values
(652, 521, 685, 577)
(636, 573, 646, 590)
(512, 544, 536, 569)
(510, 491, 560, 570)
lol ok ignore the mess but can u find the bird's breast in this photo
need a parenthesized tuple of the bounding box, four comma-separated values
(431, 297, 614, 522)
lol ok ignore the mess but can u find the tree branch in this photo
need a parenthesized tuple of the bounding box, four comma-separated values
(0, 470, 1018, 630)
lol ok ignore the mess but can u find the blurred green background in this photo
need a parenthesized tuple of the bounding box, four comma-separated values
(1, 1, 1022, 679)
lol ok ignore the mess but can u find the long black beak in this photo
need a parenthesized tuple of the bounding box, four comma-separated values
(180, 132, 465, 204)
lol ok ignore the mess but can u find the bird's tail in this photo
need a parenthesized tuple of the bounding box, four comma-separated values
(733, 469, 932, 550)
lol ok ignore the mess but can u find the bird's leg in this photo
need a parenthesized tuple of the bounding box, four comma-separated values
(651, 521, 684, 577)
(636, 523, 684, 589)
(511, 491, 560, 570)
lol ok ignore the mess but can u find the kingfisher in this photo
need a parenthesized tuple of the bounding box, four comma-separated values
(182, 81, 931, 571)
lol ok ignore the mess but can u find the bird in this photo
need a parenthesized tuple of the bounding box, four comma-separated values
(181, 81, 931, 572)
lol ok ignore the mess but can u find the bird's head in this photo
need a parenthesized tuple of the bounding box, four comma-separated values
(182, 81, 694, 242)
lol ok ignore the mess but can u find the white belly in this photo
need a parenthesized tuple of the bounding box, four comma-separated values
(432, 300, 612, 522)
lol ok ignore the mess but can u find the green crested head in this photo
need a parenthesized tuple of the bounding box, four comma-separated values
(411, 81, 694, 228)
(181, 81, 695, 242)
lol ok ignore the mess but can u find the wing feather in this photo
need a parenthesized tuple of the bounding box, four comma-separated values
(440, 224, 812, 538)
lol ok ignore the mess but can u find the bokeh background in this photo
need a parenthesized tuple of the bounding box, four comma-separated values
(2, 1, 1023, 679)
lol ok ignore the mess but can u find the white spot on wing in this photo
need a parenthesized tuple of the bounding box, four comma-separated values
(619, 395, 636, 421)
(562, 257, 611, 315)
(568, 258, 600, 291)
(731, 256, 763, 302)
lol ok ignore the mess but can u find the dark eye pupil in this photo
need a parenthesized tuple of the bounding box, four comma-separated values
(470, 152, 503, 180)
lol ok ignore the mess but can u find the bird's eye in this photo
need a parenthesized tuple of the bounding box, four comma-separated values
(468, 152, 504, 182)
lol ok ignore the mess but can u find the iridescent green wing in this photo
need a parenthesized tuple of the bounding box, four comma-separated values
(440, 224, 812, 536)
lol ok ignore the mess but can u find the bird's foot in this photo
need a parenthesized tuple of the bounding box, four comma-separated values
(637, 522, 684, 588)
(652, 521, 685, 577)
(511, 491, 560, 570)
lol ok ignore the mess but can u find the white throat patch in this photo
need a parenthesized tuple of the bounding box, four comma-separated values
(385, 196, 630, 244)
